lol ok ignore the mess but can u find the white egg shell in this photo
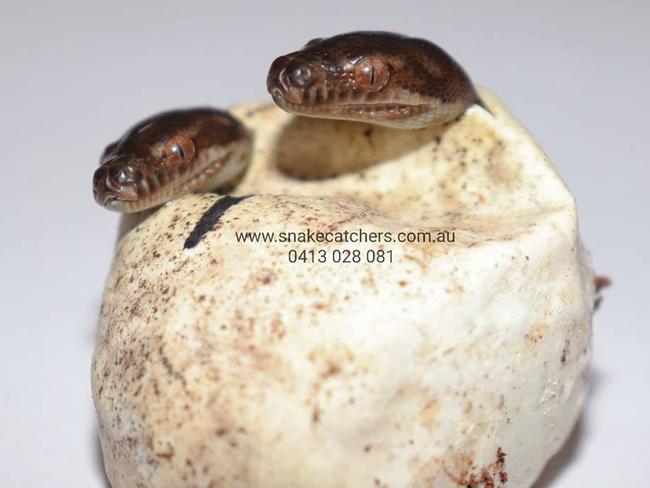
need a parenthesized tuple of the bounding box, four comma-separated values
(93, 89, 594, 487)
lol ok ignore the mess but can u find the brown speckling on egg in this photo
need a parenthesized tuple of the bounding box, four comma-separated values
(94, 89, 594, 487)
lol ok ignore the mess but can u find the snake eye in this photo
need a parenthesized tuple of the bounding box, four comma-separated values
(164, 136, 195, 165)
(354, 58, 389, 92)
(289, 67, 312, 87)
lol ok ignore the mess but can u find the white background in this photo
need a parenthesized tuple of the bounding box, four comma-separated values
(1, 1, 648, 486)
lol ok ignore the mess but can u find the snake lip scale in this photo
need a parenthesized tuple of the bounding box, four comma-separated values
(270, 98, 433, 123)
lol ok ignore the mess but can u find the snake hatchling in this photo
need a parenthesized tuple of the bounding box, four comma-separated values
(93, 31, 488, 213)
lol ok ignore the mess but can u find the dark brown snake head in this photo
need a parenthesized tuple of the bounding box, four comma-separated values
(267, 31, 482, 128)
(93, 108, 251, 212)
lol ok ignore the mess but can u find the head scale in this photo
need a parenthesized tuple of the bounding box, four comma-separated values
(267, 31, 480, 128)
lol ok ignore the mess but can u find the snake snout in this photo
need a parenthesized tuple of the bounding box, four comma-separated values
(268, 69, 304, 105)
(267, 54, 325, 107)
(93, 166, 117, 208)
(92, 163, 142, 210)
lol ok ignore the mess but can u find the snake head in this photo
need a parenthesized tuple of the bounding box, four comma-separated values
(267, 31, 480, 128)
(93, 108, 251, 213)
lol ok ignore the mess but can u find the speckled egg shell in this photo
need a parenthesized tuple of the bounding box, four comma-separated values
(93, 89, 594, 488)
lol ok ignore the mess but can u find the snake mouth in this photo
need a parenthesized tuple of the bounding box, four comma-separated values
(269, 88, 430, 124)
(275, 98, 431, 124)
(96, 193, 128, 210)
(94, 188, 145, 212)
(94, 165, 193, 213)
